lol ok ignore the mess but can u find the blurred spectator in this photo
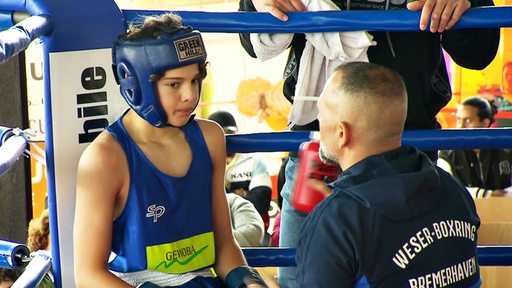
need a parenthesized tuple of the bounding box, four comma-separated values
(27, 209, 50, 252)
(227, 193, 265, 246)
(0, 268, 20, 288)
(26, 209, 54, 288)
(438, 96, 512, 197)
(208, 111, 273, 244)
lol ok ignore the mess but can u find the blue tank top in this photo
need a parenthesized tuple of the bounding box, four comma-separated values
(107, 116, 216, 274)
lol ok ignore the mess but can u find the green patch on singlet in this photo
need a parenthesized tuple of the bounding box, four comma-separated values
(147, 232, 215, 273)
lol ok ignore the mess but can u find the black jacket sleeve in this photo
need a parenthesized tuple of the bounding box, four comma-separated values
(247, 186, 272, 216)
(442, 0, 500, 69)
(238, 0, 258, 58)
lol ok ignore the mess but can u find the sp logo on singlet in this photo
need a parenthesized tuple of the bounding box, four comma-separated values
(146, 204, 166, 222)
(174, 35, 205, 62)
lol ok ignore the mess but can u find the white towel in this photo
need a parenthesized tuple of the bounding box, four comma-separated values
(250, 0, 376, 126)
(250, 32, 293, 61)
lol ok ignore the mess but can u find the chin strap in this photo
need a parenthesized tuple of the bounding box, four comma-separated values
(165, 114, 196, 128)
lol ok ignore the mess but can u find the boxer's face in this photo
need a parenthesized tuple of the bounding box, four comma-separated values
(156, 64, 201, 127)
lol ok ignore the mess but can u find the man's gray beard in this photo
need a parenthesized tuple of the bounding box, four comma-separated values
(319, 143, 338, 165)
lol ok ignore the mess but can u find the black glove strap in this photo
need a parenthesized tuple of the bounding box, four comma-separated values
(225, 266, 267, 288)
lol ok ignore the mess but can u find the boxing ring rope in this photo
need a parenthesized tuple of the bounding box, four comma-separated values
(0, 3, 512, 286)
(241, 246, 512, 267)
(226, 128, 512, 153)
(0, 240, 51, 288)
(0, 240, 31, 271)
(122, 6, 512, 33)
(12, 251, 52, 288)
(0, 10, 30, 29)
(3, 6, 511, 33)
(0, 14, 52, 64)
(2, 125, 511, 178)
(0, 126, 30, 177)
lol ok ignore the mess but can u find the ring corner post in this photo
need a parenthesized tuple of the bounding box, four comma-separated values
(27, 0, 127, 287)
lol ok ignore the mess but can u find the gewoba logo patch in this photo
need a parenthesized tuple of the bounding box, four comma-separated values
(146, 232, 215, 274)
(174, 35, 205, 62)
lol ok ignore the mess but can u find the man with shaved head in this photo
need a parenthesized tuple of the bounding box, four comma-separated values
(296, 62, 481, 287)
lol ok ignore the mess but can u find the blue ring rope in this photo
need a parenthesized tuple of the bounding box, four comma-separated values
(242, 246, 512, 267)
(226, 128, 512, 153)
(122, 7, 512, 33)
(0, 15, 52, 64)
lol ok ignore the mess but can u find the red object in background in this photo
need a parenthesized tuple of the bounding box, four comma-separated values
(292, 141, 340, 213)
(269, 212, 281, 247)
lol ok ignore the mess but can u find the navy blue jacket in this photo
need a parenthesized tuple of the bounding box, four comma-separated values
(296, 146, 481, 287)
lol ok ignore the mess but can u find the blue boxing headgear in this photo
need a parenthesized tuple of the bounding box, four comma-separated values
(112, 27, 207, 127)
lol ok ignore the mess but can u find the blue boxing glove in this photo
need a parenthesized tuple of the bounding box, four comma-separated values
(225, 266, 267, 288)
